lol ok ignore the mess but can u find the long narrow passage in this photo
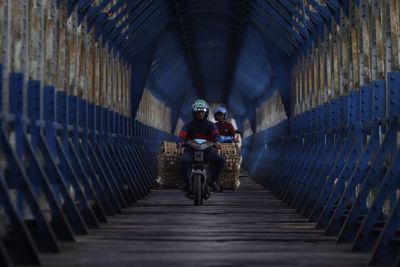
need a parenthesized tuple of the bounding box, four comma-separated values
(41, 175, 369, 267)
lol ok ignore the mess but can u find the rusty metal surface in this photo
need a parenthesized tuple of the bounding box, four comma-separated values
(332, 22, 340, 98)
(136, 89, 172, 133)
(360, 0, 372, 85)
(56, 1, 67, 91)
(371, 0, 385, 80)
(0, 0, 3, 58)
(10, 0, 25, 73)
(100, 45, 107, 107)
(0, 0, 131, 116)
(67, 8, 78, 95)
(312, 43, 319, 106)
(87, 28, 95, 102)
(28, 0, 41, 81)
(78, 18, 87, 100)
(389, 0, 400, 71)
(318, 39, 326, 104)
(325, 29, 333, 101)
(94, 38, 100, 104)
(350, 2, 360, 90)
(291, 0, 400, 115)
(43, 0, 57, 87)
(106, 45, 112, 108)
(339, 10, 350, 94)
(256, 90, 287, 132)
(1, 0, 10, 113)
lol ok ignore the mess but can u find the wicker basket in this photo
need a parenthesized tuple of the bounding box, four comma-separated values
(157, 142, 183, 189)
(158, 141, 241, 190)
(218, 143, 241, 190)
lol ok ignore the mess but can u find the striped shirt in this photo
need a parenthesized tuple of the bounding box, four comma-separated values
(179, 119, 219, 142)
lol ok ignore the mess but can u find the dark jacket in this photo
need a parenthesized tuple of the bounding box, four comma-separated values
(215, 121, 235, 137)
(178, 119, 219, 142)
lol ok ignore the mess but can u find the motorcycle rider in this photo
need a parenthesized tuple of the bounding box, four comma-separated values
(178, 99, 225, 193)
(213, 106, 240, 143)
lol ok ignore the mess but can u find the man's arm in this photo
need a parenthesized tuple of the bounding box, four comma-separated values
(177, 123, 190, 148)
(210, 123, 220, 142)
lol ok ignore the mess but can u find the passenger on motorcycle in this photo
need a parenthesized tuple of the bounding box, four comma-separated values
(178, 99, 225, 193)
(213, 106, 240, 143)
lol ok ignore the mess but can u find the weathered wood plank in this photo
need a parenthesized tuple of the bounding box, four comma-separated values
(40, 174, 370, 267)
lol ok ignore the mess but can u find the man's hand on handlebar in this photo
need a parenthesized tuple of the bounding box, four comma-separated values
(190, 142, 200, 150)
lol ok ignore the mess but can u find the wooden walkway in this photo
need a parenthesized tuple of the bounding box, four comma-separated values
(41, 174, 371, 267)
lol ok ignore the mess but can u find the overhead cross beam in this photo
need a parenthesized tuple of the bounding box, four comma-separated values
(172, 0, 205, 100)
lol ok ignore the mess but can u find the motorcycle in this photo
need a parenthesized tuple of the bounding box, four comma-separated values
(217, 135, 235, 143)
(184, 138, 214, 205)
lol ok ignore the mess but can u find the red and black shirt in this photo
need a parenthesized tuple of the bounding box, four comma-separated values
(215, 121, 235, 137)
(179, 119, 219, 142)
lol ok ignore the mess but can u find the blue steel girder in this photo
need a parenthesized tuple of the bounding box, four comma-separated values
(130, 34, 161, 118)
(114, 0, 167, 43)
(106, 0, 129, 15)
(150, 44, 183, 73)
(123, 14, 169, 53)
(268, 0, 312, 37)
(105, 1, 141, 39)
(235, 69, 273, 96)
(325, 0, 340, 13)
(150, 32, 187, 71)
(307, 0, 331, 21)
(108, 0, 149, 39)
(249, 16, 296, 55)
(86, 0, 113, 26)
(173, 0, 206, 100)
(124, 12, 170, 56)
(112, 1, 169, 55)
(251, 8, 301, 51)
(149, 67, 188, 100)
(292, 0, 334, 30)
(253, 1, 303, 47)
(281, 0, 314, 32)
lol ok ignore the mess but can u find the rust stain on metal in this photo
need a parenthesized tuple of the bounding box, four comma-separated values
(372, 0, 385, 80)
(94, 40, 101, 104)
(106, 46, 112, 108)
(28, 0, 40, 80)
(350, 2, 360, 90)
(313, 44, 319, 106)
(0, 0, 4, 62)
(101, 45, 107, 107)
(78, 18, 87, 100)
(290, 0, 400, 113)
(56, 1, 67, 91)
(87, 29, 95, 103)
(67, 9, 78, 95)
(11, 0, 24, 72)
(390, 0, 400, 71)
(340, 11, 350, 94)
(318, 39, 326, 104)
(44, 0, 57, 86)
(360, 0, 371, 85)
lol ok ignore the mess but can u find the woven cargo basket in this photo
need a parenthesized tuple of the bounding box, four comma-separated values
(217, 143, 241, 190)
(158, 141, 241, 190)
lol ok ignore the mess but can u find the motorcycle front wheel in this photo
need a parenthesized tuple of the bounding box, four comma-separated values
(194, 174, 202, 206)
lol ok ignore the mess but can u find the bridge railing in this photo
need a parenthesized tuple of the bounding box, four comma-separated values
(0, 72, 174, 266)
(249, 72, 400, 266)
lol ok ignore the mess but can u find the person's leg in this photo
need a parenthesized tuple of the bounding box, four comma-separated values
(180, 149, 194, 190)
(205, 149, 225, 190)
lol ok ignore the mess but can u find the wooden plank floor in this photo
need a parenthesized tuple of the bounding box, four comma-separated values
(41, 174, 372, 267)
